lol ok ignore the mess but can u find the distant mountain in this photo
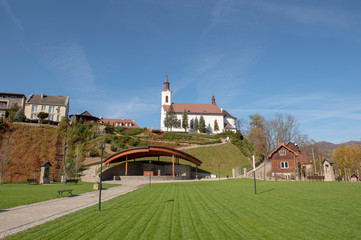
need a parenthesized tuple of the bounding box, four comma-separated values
(313, 141, 361, 159)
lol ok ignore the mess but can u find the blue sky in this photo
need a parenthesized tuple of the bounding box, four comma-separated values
(1, 0, 361, 144)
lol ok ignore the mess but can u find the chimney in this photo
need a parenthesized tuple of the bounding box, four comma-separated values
(122, 118, 124, 120)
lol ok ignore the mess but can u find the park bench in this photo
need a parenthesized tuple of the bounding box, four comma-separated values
(27, 179, 37, 184)
(57, 189, 73, 197)
(66, 179, 78, 184)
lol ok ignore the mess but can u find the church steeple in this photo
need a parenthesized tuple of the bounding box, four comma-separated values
(212, 93, 216, 104)
(164, 75, 170, 91)
(161, 75, 172, 106)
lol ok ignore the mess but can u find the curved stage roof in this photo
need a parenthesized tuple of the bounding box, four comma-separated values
(104, 145, 202, 166)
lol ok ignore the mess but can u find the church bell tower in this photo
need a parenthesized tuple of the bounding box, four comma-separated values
(161, 75, 172, 106)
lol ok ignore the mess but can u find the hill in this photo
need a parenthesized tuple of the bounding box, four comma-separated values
(183, 143, 252, 177)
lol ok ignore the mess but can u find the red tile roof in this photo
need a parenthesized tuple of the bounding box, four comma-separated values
(101, 118, 140, 129)
(268, 143, 300, 158)
(163, 103, 223, 115)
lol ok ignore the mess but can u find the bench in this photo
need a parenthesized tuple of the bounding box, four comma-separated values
(27, 179, 37, 183)
(57, 189, 73, 197)
(66, 179, 78, 184)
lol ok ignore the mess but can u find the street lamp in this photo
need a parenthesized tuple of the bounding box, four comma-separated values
(149, 160, 152, 187)
(98, 142, 105, 211)
(218, 163, 220, 181)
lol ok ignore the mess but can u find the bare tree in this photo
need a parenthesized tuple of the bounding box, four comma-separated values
(264, 113, 308, 153)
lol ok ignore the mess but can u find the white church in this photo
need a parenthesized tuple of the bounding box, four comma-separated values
(160, 76, 237, 133)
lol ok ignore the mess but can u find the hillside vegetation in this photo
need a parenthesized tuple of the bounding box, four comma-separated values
(0, 124, 63, 182)
(1, 119, 254, 182)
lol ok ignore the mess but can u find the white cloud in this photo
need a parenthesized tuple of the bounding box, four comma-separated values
(0, 0, 23, 31)
(42, 41, 97, 94)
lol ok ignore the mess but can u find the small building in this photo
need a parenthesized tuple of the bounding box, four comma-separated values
(268, 142, 312, 180)
(24, 93, 69, 123)
(40, 161, 52, 184)
(350, 173, 359, 182)
(69, 111, 100, 124)
(101, 118, 140, 129)
(322, 159, 335, 181)
(0, 92, 27, 117)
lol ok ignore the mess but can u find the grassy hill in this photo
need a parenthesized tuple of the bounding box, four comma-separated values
(183, 143, 252, 177)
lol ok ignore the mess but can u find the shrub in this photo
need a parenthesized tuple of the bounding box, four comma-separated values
(110, 144, 118, 152)
(104, 137, 111, 143)
(127, 137, 140, 147)
(126, 128, 144, 136)
(114, 126, 126, 133)
(89, 149, 98, 157)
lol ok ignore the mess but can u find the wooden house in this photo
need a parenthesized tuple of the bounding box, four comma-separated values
(268, 142, 312, 180)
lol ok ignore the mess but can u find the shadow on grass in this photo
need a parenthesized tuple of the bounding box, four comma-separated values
(0, 209, 9, 212)
(257, 188, 275, 195)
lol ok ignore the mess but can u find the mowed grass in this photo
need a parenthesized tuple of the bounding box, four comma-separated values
(0, 182, 117, 210)
(5, 179, 361, 240)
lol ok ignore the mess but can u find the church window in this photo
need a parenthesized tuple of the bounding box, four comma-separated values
(165, 96, 169, 103)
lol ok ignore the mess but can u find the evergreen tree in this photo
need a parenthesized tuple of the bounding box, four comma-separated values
(37, 112, 49, 124)
(14, 109, 26, 122)
(194, 117, 199, 133)
(214, 119, 219, 132)
(182, 109, 189, 132)
(163, 104, 178, 131)
(199, 114, 206, 133)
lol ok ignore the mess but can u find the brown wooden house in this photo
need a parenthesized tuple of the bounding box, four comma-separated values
(268, 142, 312, 180)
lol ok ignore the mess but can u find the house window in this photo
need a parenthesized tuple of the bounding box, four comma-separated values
(280, 161, 289, 169)
(56, 115, 60, 122)
(0, 101, 7, 108)
(279, 150, 286, 156)
(49, 115, 54, 121)
(41, 105, 46, 111)
(31, 113, 37, 119)
(57, 107, 60, 113)
(49, 106, 54, 113)
(31, 105, 37, 112)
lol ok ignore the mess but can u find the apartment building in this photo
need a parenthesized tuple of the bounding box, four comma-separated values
(24, 93, 69, 123)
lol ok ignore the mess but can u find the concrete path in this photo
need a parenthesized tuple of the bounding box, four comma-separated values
(0, 181, 145, 239)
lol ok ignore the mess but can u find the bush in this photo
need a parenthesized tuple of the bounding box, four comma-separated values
(110, 144, 118, 152)
(89, 149, 98, 157)
(126, 128, 144, 136)
(104, 137, 111, 143)
(114, 126, 126, 133)
(127, 137, 140, 147)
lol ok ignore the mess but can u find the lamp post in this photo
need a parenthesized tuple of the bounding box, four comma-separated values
(98, 142, 105, 211)
(218, 163, 220, 181)
(149, 160, 152, 187)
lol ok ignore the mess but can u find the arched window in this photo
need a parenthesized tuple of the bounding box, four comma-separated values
(165, 96, 169, 103)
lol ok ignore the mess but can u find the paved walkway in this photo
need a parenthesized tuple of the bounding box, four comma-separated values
(0, 181, 145, 239)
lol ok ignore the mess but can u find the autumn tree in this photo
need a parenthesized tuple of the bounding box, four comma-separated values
(7, 105, 20, 122)
(182, 109, 189, 132)
(332, 144, 361, 175)
(248, 114, 267, 160)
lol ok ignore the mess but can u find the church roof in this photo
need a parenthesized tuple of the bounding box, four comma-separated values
(223, 110, 236, 119)
(163, 103, 223, 115)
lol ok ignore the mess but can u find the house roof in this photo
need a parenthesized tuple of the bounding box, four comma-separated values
(268, 143, 300, 158)
(101, 118, 140, 128)
(223, 110, 236, 119)
(163, 103, 223, 115)
(0, 92, 26, 98)
(322, 158, 334, 165)
(40, 161, 52, 167)
(225, 124, 236, 129)
(26, 94, 69, 106)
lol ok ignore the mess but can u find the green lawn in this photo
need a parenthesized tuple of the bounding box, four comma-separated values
(0, 182, 117, 210)
(5, 179, 361, 240)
